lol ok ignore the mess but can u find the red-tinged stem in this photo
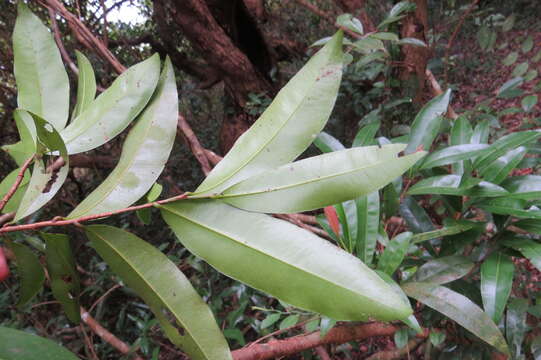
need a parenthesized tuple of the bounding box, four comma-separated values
(0, 156, 34, 213)
(0, 193, 188, 234)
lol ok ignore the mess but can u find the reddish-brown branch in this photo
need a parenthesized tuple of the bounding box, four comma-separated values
(292, 0, 335, 23)
(0, 156, 34, 213)
(80, 307, 143, 360)
(48, 7, 79, 75)
(232, 323, 398, 360)
(176, 115, 212, 175)
(0, 193, 188, 234)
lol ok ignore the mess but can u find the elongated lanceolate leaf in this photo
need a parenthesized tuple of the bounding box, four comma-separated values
(500, 175, 541, 200)
(356, 191, 380, 264)
(479, 198, 541, 219)
(400, 196, 434, 233)
(0, 326, 78, 360)
(471, 120, 490, 145)
(353, 121, 380, 147)
(405, 89, 451, 154)
(72, 51, 96, 119)
(474, 130, 541, 171)
(85, 225, 231, 360)
(411, 223, 477, 244)
(2, 109, 38, 166)
(502, 237, 541, 271)
(481, 252, 514, 324)
(408, 175, 507, 197)
(514, 219, 541, 234)
(420, 144, 489, 169)
(13, 2, 70, 131)
(42, 233, 80, 323)
(160, 200, 412, 321)
(60, 54, 160, 154)
(313, 132, 345, 153)
(15, 113, 69, 221)
(402, 282, 509, 355)
(7, 241, 45, 307)
(377, 232, 412, 275)
(480, 147, 527, 185)
(68, 58, 178, 218)
(413, 256, 474, 284)
(194, 32, 344, 195)
(218, 144, 425, 213)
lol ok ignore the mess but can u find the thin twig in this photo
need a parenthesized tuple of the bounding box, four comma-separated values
(365, 337, 425, 360)
(88, 284, 121, 313)
(48, 7, 79, 75)
(0, 193, 188, 234)
(0, 156, 34, 213)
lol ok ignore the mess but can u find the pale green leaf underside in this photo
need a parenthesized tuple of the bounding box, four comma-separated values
(85, 225, 232, 360)
(68, 57, 178, 218)
(60, 54, 160, 154)
(0, 326, 78, 360)
(160, 200, 412, 322)
(218, 144, 425, 213)
(13, 2, 70, 131)
(194, 31, 344, 195)
(72, 51, 97, 119)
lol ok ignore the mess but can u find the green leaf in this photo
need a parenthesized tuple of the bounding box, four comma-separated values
(193, 32, 344, 195)
(402, 282, 509, 355)
(319, 317, 337, 337)
(218, 145, 425, 213)
(408, 175, 507, 197)
(15, 113, 69, 221)
(0, 167, 30, 214)
(525, 69, 538, 81)
(377, 232, 412, 275)
(400, 196, 434, 233)
(85, 225, 231, 360)
(313, 132, 345, 153)
(502, 237, 541, 271)
(522, 35, 534, 53)
(260, 313, 281, 329)
(474, 130, 541, 171)
(398, 38, 427, 47)
(60, 54, 160, 154)
(502, 52, 519, 66)
(356, 191, 380, 265)
(370, 32, 399, 41)
(471, 120, 490, 145)
(477, 26, 496, 51)
(522, 95, 538, 112)
(420, 144, 489, 169)
(514, 219, 541, 234)
(512, 62, 529, 77)
(506, 298, 528, 359)
(160, 200, 413, 321)
(405, 89, 451, 154)
(336, 14, 363, 35)
(389, 1, 416, 17)
(394, 328, 409, 348)
(411, 223, 477, 244)
(2, 109, 38, 166)
(68, 58, 177, 218)
(72, 51, 96, 119)
(0, 326, 78, 360)
(497, 77, 524, 98)
(353, 38, 385, 53)
(501, 14, 515, 32)
(279, 314, 300, 330)
(41, 233, 80, 323)
(352, 121, 379, 147)
(413, 255, 474, 284)
(430, 330, 446, 347)
(7, 241, 45, 307)
(480, 252, 514, 324)
(501, 175, 541, 200)
(13, 2, 70, 131)
(479, 147, 527, 185)
(479, 198, 541, 219)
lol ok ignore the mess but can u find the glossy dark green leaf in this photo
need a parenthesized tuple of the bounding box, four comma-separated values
(0, 167, 30, 214)
(68, 58, 177, 218)
(501, 175, 541, 200)
(160, 200, 412, 321)
(13, 2, 70, 130)
(194, 32, 344, 195)
(15, 113, 69, 221)
(413, 256, 474, 284)
(8, 241, 45, 307)
(313, 132, 345, 153)
(420, 144, 489, 169)
(479, 147, 527, 185)
(400, 196, 434, 233)
(479, 198, 541, 219)
(506, 298, 528, 359)
(60, 54, 160, 154)
(405, 89, 451, 154)
(502, 237, 541, 271)
(410, 223, 477, 244)
(72, 51, 96, 119)
(42, 233, 80, 323)
(480, 252, 514, 324)
(85, 225, 231, 360)
(279, 314, 300, 330)
(408, 175, 507, 197)
(377, 232, 412, 275)
(471, 120, 490, 145)
(353, 121, 379, 147)
(402, 282, 509, 355)
(219, 145, 425, 213)
(514, 219, 541, 234)
(260, 313, 281, 329)
(356, 191, 380, 265)
(451, 116, 472, 145)
(0, 326, 78, 360)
